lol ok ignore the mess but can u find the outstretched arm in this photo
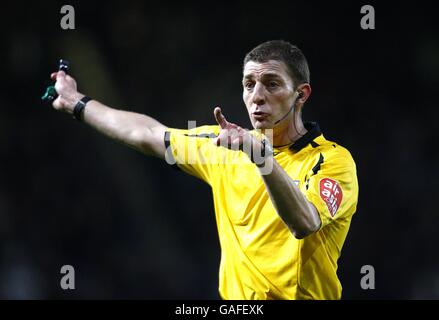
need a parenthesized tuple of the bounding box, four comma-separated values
(213, 107, 321, 239)
(50, 71, 167, 159)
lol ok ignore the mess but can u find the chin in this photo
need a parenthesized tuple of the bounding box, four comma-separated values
(252, 120, 272, 130)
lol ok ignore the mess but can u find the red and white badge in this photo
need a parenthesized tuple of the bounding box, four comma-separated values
(319, 178, 343, 217)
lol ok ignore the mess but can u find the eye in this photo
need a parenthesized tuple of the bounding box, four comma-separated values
(244, 81, 255, 90)
(268, 81, 279, 88)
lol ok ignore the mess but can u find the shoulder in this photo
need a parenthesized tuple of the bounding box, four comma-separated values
(311, 135, 357, 170)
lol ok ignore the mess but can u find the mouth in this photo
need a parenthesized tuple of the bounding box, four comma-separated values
(252, 111, 269, 121)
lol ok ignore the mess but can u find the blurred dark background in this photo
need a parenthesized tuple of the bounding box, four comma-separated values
(0, 1, 438, 299)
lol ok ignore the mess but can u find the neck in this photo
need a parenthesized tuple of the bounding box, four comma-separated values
(271, 112, 307, 147)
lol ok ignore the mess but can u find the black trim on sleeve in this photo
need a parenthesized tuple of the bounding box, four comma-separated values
(312, 153, 324, 175)
(164, 131, 171, 153)
(164, 131, 180, 171)
(184, 133, 218, 138)
(310, 141, 320, 148)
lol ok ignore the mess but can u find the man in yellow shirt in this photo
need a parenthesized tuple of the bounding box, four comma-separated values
(47, 40, 358, 299)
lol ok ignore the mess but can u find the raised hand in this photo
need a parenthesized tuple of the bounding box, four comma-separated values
(213, 107, 253, 151)
(49, 71, 84, 113)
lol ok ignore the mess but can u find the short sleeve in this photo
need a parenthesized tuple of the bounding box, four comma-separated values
(164, 125, 222, 184)
(302, 149, 359, 229)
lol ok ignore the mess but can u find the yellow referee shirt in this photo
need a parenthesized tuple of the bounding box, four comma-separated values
(164, 122, 359, 300)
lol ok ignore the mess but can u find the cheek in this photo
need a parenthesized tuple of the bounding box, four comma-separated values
(273, 91, 292, 106)
(243, 92, 251, 108)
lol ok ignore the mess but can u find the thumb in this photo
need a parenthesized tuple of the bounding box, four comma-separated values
(214, 107, 228, 129)
(56, 71, 66, 81)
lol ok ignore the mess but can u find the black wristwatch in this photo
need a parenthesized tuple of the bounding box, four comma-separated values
(251, 139, 274, 167)
(73, 96, 92, 121)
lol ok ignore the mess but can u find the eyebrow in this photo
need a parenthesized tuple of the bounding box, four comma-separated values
(243, 73, 283, 81)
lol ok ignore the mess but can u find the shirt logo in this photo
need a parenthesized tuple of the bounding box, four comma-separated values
(319, 178, 343, 217)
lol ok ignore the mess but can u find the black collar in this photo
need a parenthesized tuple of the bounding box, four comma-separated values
(289, 122, 322, 152)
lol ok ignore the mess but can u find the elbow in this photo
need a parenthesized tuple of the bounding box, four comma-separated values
(293, 229, 313, 240)
(292, 203, 322, 239)
(292, 231, 307, 240)
(129, 128, 151, 152)
(292, 218, 321, 240)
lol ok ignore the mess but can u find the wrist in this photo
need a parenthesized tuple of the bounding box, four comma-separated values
(65, 93, 85, 113)
(247, 138, 274, 166)
(72, 96, 93, 121)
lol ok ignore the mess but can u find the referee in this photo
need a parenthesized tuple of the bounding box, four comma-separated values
(48, 40, 359, 300)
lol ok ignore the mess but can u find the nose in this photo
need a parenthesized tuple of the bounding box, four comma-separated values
(252, 82, 266, 106)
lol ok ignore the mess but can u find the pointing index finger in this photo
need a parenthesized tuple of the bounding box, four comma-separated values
(214, 107, 228, 129)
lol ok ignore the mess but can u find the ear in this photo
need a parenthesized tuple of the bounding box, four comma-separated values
(296, 83, 312, 105)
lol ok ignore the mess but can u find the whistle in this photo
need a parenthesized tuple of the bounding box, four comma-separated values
(41, 59, 70, 102)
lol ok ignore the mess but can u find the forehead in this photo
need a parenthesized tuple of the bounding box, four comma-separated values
(243, 60, 291, 80)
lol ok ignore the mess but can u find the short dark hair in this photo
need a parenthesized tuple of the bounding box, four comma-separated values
(243, 40, 310, 86)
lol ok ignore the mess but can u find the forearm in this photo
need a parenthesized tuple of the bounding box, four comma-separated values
(61, 92, 166, 157)
(50, 72, 167, 158)
(259, 157, 321, 239)
(81, 99, 164, 153)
